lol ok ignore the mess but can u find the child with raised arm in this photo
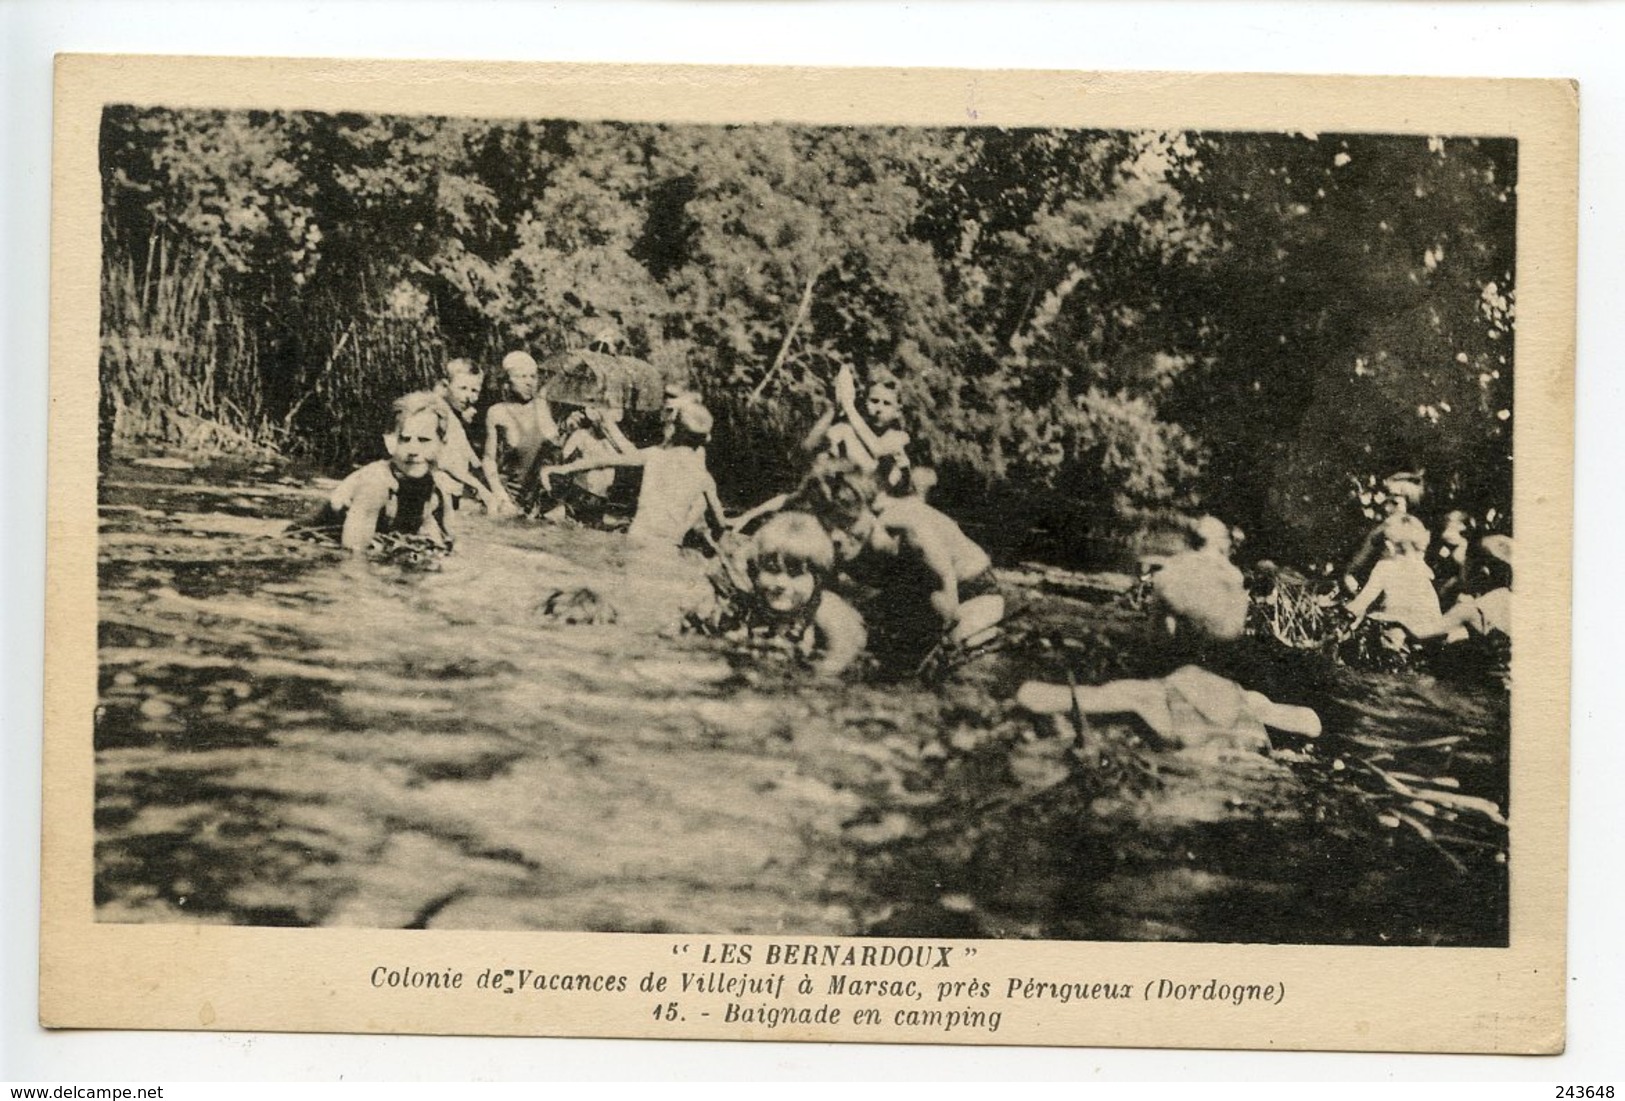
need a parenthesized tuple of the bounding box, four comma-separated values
(318, 391, 457, 554)
(433, 358, 508, 515)
(804, 364, 912, 480)
(483, 350, 560, 513)
(539, 397, 722, 552)
(731, 368, 917, 535)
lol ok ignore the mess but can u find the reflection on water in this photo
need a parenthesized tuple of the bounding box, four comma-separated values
(95, 462, 1509, 944)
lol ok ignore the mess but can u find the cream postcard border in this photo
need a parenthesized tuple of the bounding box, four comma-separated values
(42, 55, 1577, 1053)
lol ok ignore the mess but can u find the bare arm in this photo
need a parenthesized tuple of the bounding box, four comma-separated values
(728, 492, 790, 531)
(436, 442, 500, 510)
(902, 521, 961, 625)
(1345, 564, 1386, 622)
(339, 480, 391, 554)
(1343, 525, 1383, 592)
(588, 407, 636, 454)
(702, 484, 729, 531)
(482, 406, 508, 472)
(800, 404, 839, 454)
(812, 593, 867, 677)
(482, 407, 519, 512)
(539, 449, 649, 489)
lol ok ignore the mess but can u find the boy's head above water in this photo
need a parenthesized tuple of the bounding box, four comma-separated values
(501, 350, 541, 399)
(790, 458, 879, 562)
(666, 397, 713, 446)
(441, 358, 483, 415)
(749, 511, 834, 614)
(385, 391, 449, 479)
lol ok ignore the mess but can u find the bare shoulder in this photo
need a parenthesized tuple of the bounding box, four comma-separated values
(815, 590, 867, 648)
(343, 462, 394, 507)
(882, 496, 956, 538)
(817, 589, 863, 627)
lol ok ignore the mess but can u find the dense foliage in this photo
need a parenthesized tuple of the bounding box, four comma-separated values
(99, 107, 1515, 568)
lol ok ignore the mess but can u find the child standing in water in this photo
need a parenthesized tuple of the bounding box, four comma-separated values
(539, 397, 722, 552)
(547, 404, 631, 525)
(433, 358, 508, 515)
(484, 350, 560, 513)
(319, 391, 456, 554)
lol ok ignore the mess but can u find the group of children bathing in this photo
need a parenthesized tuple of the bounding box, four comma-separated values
(313, 348, 1510, 756)
(316, 351, 1004, 679)
(1337, 471, 1513, 652)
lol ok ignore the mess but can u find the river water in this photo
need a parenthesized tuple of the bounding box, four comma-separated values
(94, 459, 1510, 945)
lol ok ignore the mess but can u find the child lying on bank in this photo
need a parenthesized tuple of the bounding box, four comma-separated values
(1017, 550, 1321, 754)
(688, 511, 867, 676)
(315, 391, 457, 554)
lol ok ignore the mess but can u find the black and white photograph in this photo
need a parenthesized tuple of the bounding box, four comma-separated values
(91, 102, 1521, 942)
(39, 56, 1575, 1051)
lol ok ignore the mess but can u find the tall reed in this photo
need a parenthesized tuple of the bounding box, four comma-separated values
(100, 229, 282, 459)
(289, 312, 449, 468)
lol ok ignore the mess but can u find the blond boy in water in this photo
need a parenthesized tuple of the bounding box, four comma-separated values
(320, 391, 457, 554)
(798, 461, 1003, 649)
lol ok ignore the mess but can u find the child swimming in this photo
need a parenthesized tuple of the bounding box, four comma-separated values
(694, 511, 868, 676)
(317, 391, 457, 554)
(539, 396, 723, 552)
(794, 460, 1003, 659)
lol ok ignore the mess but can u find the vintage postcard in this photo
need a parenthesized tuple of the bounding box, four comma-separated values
(42, 55, 1575, 1052)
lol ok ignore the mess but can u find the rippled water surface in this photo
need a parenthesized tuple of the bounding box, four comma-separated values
(95, 460, 1510, 944)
